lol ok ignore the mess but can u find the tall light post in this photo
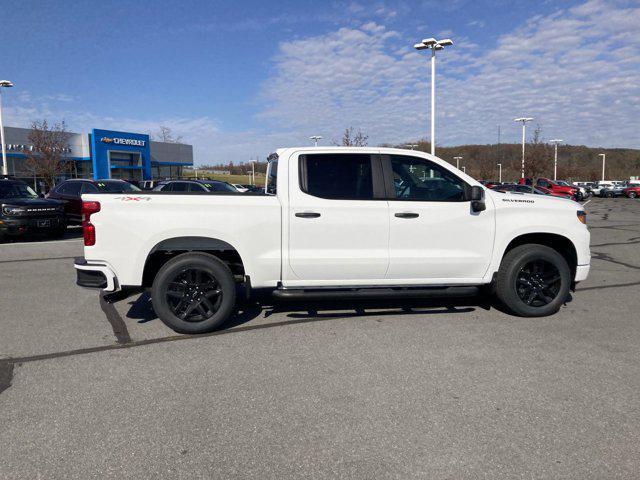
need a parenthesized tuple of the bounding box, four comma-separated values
(497, 163, 502, 183)
(453, 156, 462, 170)
(0, 80, 14, 177)
(309, 135, 322, 147)
(514, 117, 533, 179)
(414, 37, 453, 156)
(550, 139, 563, 181)
(599, 153, 606, 181)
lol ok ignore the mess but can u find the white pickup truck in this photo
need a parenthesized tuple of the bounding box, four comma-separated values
(75, 147, 590, 333)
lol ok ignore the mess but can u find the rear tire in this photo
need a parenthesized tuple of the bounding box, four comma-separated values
(151, 252, 237, 334)
(496, 244, 571, 317)
(629, 192, 637, 198)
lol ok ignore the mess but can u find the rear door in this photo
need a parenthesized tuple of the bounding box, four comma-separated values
(384, 154, 494, 282)
(286, 152, 389, 284)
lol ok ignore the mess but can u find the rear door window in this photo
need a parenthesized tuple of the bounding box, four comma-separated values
(81, 183, 99, 193)
(63, 182, 82, 197)
(300, 154, 374, 200)
(171, 182, 189, 192)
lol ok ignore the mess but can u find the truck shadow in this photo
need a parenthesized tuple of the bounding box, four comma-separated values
(124, 291, 502, 331)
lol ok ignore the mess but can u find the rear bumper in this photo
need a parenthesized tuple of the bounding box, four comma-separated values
(575, 264, 590, 282)
(74, 257, 118, 291)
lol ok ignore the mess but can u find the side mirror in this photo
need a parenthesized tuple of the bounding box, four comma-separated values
(470, 185, 486, 212)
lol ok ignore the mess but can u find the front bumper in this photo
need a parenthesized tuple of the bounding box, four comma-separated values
(575, 264, 590, 282)
(0, 215, 65, 234)
(74, 257, 118, 291)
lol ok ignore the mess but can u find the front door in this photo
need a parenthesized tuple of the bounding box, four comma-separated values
(286, 152, 389, 284)
(384, 154, 494, 282)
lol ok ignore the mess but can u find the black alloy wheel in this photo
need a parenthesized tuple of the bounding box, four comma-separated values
(151, 252, 236, 334)
(165, 268, 223, 322)
(495, 244, 571, 317)
(515, 259, 561, 307)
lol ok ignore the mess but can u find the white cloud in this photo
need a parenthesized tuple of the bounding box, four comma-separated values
(259, 0, 640, 148)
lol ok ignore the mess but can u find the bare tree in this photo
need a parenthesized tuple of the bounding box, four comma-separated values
(333, 127, 369, 147)
(24, 120, 72, 189)
(153, 126, 183, 143)
(525, 124, 551, 179)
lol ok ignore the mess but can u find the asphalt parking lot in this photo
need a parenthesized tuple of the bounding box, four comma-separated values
(1, 198, 639, 479)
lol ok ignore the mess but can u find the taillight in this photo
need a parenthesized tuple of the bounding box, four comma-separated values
(82, 201, 101, 246)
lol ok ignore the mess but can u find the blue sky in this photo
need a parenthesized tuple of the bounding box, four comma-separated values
(2, 0, 639, 164)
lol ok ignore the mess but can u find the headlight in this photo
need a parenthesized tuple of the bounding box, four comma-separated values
(2, 206, 26, 216)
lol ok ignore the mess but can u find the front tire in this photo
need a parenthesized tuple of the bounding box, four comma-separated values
(495, 244, 571, 317)
(629, 192, 637, 199)
(151, 252, 237, 334)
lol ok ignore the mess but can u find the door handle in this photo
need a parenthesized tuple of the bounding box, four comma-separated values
(394, 212, 419, 219)
(295, 212, 321, 218)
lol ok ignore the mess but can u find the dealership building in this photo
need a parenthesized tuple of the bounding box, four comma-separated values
(2, 126, 193, 182)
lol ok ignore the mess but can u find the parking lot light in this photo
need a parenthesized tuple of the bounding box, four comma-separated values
(309, 135, 323, 147)
(453, 156, 462, 169)
(514, 117, 534, 179)
(414, 37, 454, 156)
(0, 79, 15, 177)
(599, 153, 606, 181)
(550, 139, 563, 181)
(497, 163, 502, 183)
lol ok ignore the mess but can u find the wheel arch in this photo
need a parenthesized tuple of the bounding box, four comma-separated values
(501, 233, 578, 278)
(142, 236, 247, 287)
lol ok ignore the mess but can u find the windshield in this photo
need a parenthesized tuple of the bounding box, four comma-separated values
(556, 181, 569, 186)
(0, 182, 38, 199)
(95, 181, 141, 192)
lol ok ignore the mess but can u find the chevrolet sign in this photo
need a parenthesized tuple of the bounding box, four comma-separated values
(101, 137, 146, 147)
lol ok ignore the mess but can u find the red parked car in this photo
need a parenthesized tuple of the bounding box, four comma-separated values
(519, 177, 581, 200)
(47, 179, 141, 224)
(536, 186, 572, 199)
(624, 186, 640, 198)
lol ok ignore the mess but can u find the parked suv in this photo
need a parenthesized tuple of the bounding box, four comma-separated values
(47, 179, 141, 223)
(153, 180, 238, 193)
(0, 178, 66, 241)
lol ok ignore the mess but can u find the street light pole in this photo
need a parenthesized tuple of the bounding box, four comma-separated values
(514, 117, 533, 179)
(251, 160, 256, 185)
(0, 80, 14, 177)
(497, 163, 502, 183)
(453, 156, 462, 170)
(414, 38, 453, 156)
(599, 153, 606, 181)
(309, 135, 322, 147)
(550, 139, 563, 181)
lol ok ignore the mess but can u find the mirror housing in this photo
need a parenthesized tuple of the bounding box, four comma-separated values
(470, 185, 486, 212)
